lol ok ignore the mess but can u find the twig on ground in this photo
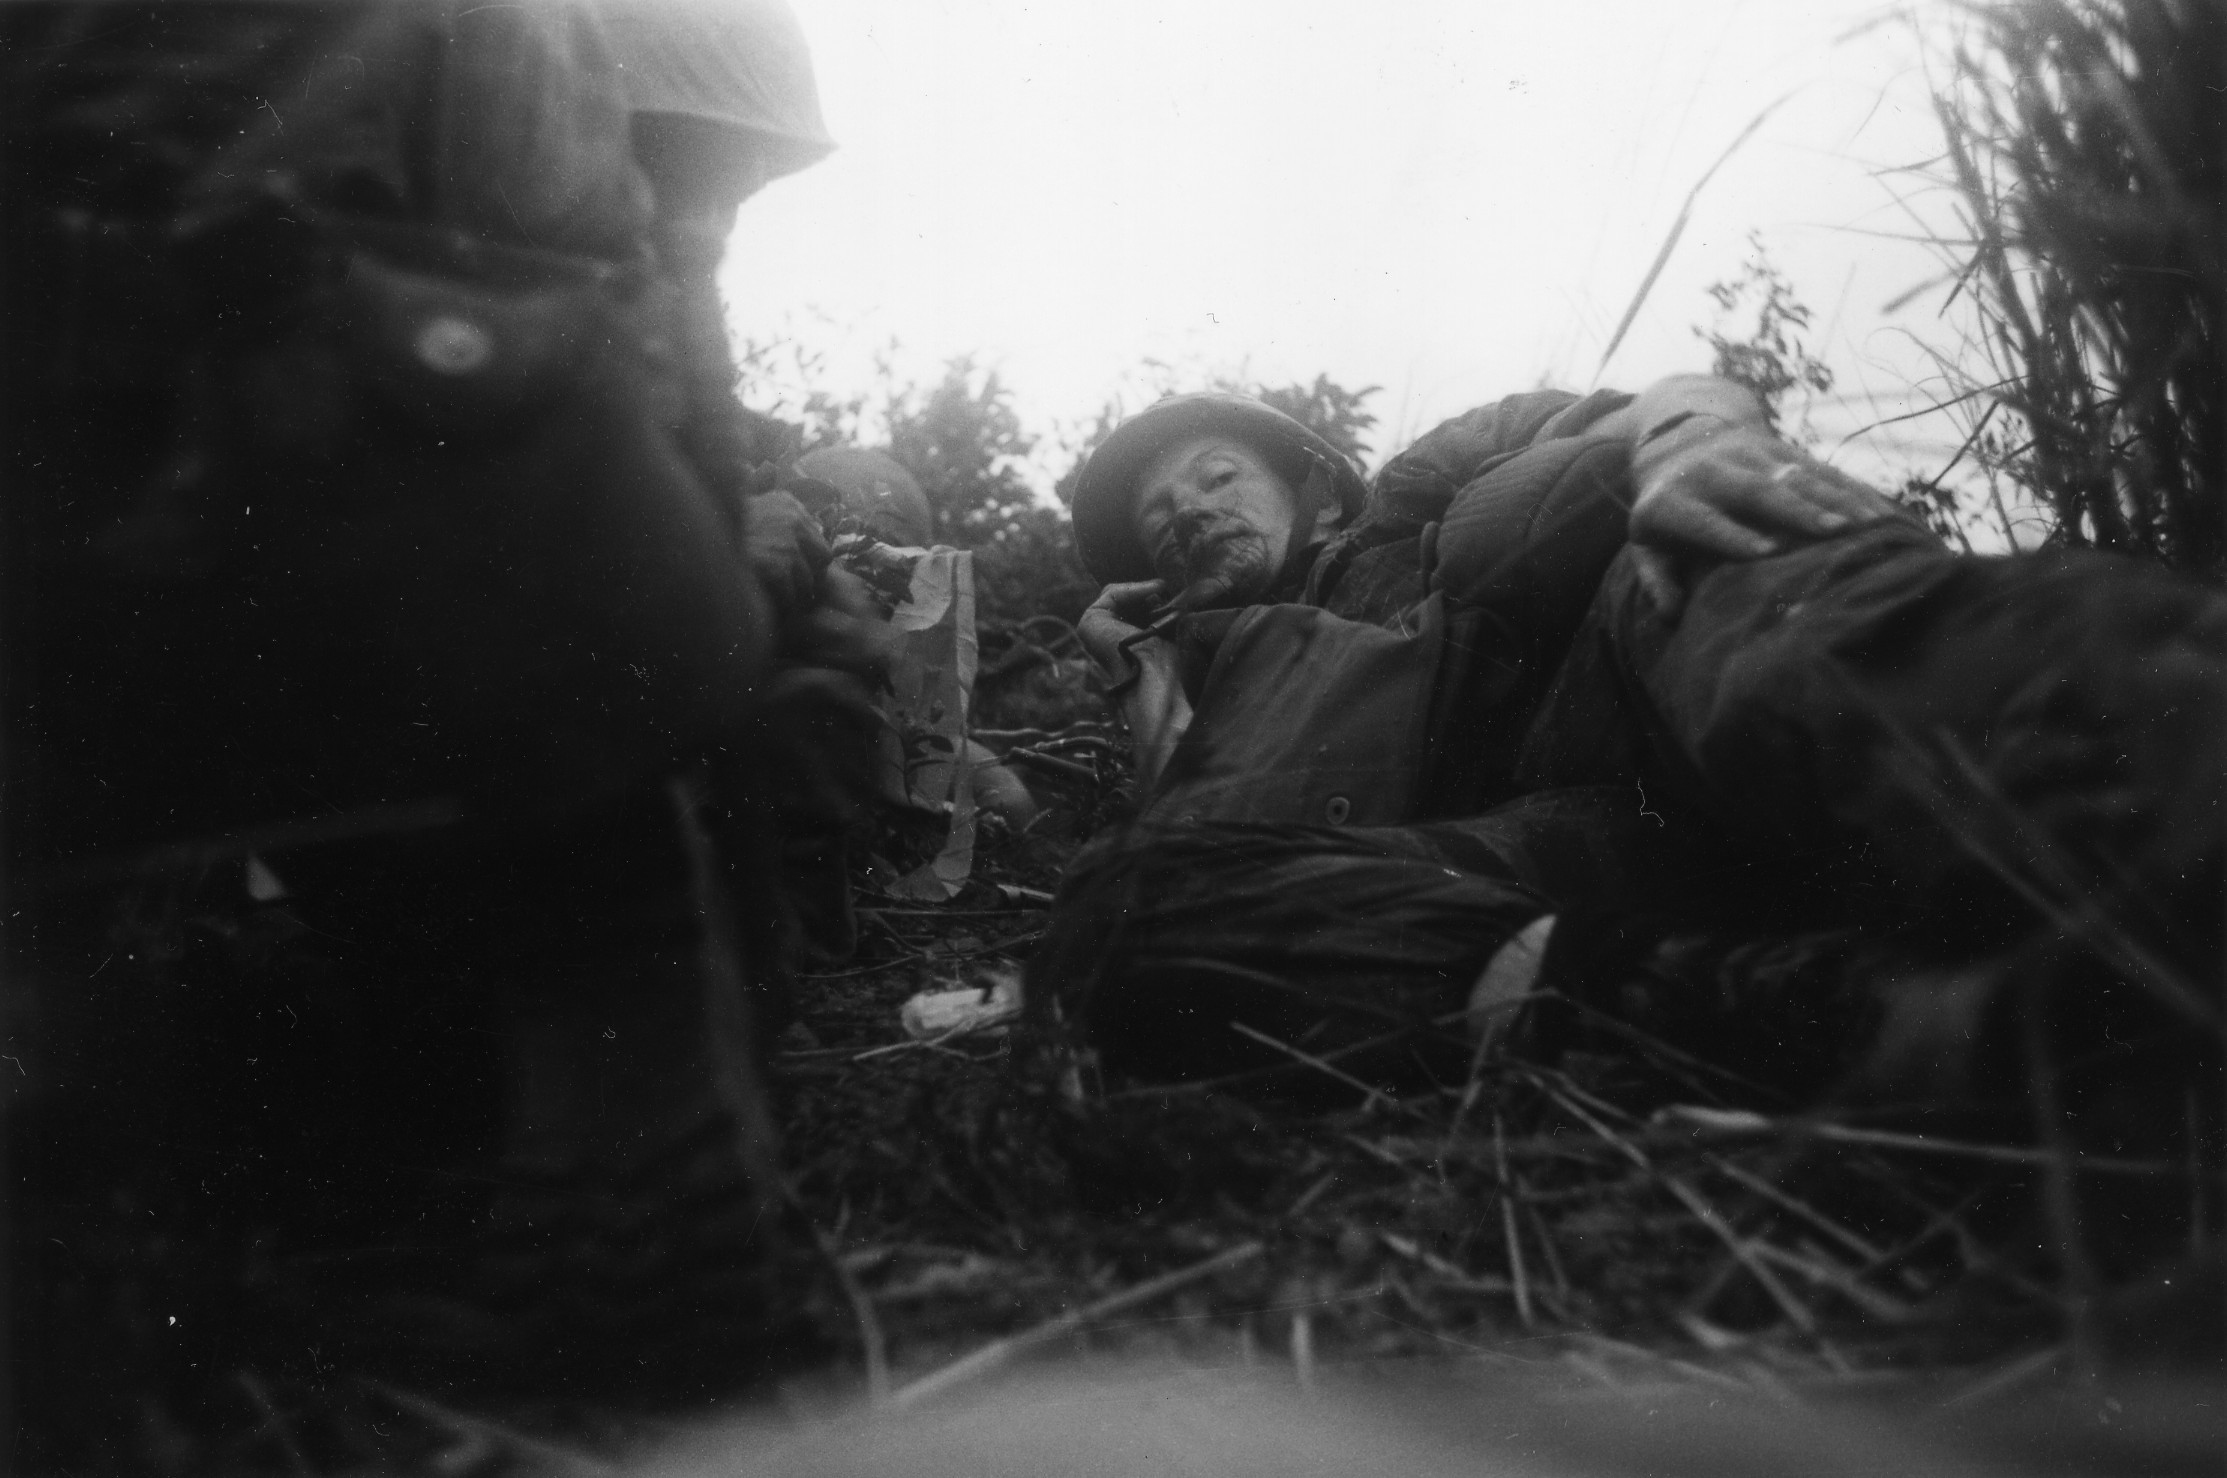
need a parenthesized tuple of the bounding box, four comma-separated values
(1229, 1021, 1425, 1118)
(1005, 747, 1099, 783)
(1540, 992, 1785, 1103)
(2021, 981, 2099, 1373)
(1288, 1170, 1340, 1216)
(1656, 1105, 2189, 1177)
(1663, 1174, 1826, 1343)
(801, 928, 1046, 983)
(814, 1227, 891, 1406)
(886, 1241, 1265, 1410)
(1343, 1133, 1410, 1168)
(857, 906, 1044, 919)
(1523, 1198, 1573, 1308)
(851, 1023, 993, 1063)
(1940, 1344, 2065, 1409)
(367, 1383, 618, 1477)
(1537, 1072, 1836, 1355)
(1876, 1172, 2064, 1311)
(233, 1372, 309, 1476)
(1495, 1116, 1536, 1328)
(1110, 1013, 1464, 1101)
(1709, 1157, 1890, 1267)
(1747, 1240, 1917, 1325)
(1379, 1230, 1510, 1292)
(1569, 1332, 1754, 1395)
(800, 957, 918, 982)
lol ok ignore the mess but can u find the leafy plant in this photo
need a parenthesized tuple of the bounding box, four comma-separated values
(971, 504, 1098, 628)
(1695, 233, 1835, 440)
(883, 356, 1042, 548)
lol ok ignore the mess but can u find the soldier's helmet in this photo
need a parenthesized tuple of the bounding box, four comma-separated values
(1068, 393, 1368, 584)
(792, 446, 936, 548)
(599, 0, 837, 200)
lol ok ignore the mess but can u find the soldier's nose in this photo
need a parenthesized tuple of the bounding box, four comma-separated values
(1171, 509, 1217, 544)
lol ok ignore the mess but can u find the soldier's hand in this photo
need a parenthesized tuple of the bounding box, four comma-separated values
(790, 564, 898, 679)
(1079, 580, 1169, 676)
(745, 489, 832, 613)
(1628, 424, 1904, 617)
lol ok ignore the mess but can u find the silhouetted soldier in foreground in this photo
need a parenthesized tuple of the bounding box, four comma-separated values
(3, 2, 854, 1463)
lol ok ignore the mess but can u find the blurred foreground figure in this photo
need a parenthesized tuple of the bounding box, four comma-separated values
(602, 0, 839, 605)
(604, 0, 890, 969)
(2, 1, 845, 1465)
(1037, 382, 2225, 1112)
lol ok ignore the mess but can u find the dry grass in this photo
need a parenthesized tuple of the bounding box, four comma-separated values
(769, 761, 2218, 1426)
(15, 718, 2218, 1474)
(1910, 0, 2223, 572)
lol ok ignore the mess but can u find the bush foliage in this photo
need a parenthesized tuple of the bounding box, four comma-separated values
(739, 341, 1381, 627)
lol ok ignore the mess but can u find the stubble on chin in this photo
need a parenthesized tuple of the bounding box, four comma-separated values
(1181, 532, 1278, 606)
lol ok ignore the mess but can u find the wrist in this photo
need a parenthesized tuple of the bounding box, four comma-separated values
(1629, 410, 1772, 490)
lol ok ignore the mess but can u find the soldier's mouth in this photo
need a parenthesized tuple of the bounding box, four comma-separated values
(1176, 525, 1252, 569)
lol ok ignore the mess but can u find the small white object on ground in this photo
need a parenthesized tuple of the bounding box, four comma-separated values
(899, 969, 1023, 1040)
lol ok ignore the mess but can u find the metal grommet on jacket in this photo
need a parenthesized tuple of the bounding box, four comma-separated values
(1324, 795, 1352, 825)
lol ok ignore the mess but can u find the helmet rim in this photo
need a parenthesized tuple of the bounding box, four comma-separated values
(1069, 393, 1368, 585)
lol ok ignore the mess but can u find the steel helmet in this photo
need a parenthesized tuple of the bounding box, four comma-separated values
(1069, 393, 1368, 584)
(597, 0, 836, 183)
(791, 446, 934, 548)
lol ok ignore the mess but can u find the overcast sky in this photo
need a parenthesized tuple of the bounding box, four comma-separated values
(722, 0, 1977, 493)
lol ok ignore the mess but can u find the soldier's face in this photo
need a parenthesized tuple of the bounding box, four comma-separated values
(1130, 435, 1299, 605)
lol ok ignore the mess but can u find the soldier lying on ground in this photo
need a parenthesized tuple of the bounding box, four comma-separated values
(1031, 379, 2224, 1099)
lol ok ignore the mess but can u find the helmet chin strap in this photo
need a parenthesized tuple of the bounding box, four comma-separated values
(1278, 455, 1333, 583)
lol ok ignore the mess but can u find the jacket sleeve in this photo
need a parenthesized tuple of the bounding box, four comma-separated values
(1429, 436, 1634, 647)
(1423, 389, 1641, 685)
(1370, 388, 1632, 524)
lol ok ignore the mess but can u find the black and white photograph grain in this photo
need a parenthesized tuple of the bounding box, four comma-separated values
(3, 0, 2222, 1472)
